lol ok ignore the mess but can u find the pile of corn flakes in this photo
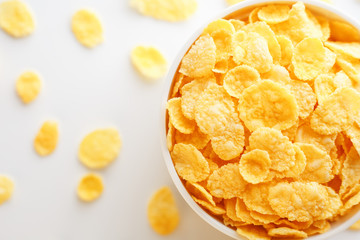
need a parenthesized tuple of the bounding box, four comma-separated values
(166, 2, 360, 239)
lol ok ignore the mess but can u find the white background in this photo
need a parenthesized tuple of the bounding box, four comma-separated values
(0, 0, 360, 239)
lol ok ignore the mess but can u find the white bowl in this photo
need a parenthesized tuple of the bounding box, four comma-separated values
(160, 1, 360, 239)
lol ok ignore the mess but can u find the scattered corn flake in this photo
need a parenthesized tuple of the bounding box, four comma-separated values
(310, 87, 360, 135)
(34, 121, 59, 156)
(175, 127, 210, 150)
(346, 122, 360, 156)
(181, 78, 214, 120)
(236, 225, 270, 240)
(317, 16, 330, 42)
(336, 56, 360, 83)
(15, 71, 42, 104)
(185, 181, 215, 206)
(297, 143, 333, 183)
(277, 35, 294, 66)
(131, 46, 167, 80)
(166, 122, 175, 151)
(77, 173, 103, 202)
(223, 214, 245, 227)
(243, 21, 281, 63)
(224, 198, 244, 222)
(242, 182, 276, 215)
(235, 198, 263, 225)
(283, 144, 307, 178)
(213, 59, 228, 74)
(314, 74, 338, 105)
(130, 0, 197, 22)
(250, 211, 280, 224)
(192, 196, 225, 215)
(239, 80, 298, 132)
(78, 128, 122, 169)
(289, 80, 316, 119)
(350, 219, 360, 230)
(305, 220, 331, 235)
(341, 190, 360, 215)
(0, 0, 35, 38)
(239, 149, 271, 184)
(223, 65, 260, 98)
(232, 32, 273, 73)
(271, 2, 322, 44)
(281, 120, 299, 142)
(248, 7, 260, 23)
(269, 182, 341, 222)
(325, 41, 360, 60)
(207, 163, 247, 199)
(229, 19, 245, 31)
(211, 29, 233, 62)
(330, 20, 360, 42)
(171, 143, 210, 182)
(292, 38, 329, 81)
(274, 219, 313, 230)
(0, 175, 14, 205)
(71, 9, 103, 48)
(203, 19, 235, 35)
(180, 34, 216, 78)
(339, 147, 360, 197)
(258, 5, 290, 24)
(167, 97, 195, 134)
(268, 227, 307, 239)
(147, 186, 179, 235)
(261, 64, 291, 86)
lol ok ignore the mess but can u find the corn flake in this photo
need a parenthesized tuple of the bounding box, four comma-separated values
(283, 144, 307, 178)
(166, 122, 175, 151)
(339, 147, 360, 197)
(130, 0, 197, 22)
(179, 34, 216, 78)
(203, 19, 235, 35)
(277, 35, 294, 66)
(0, 175, 14, 205)
(175, 127, 210, 150)
(268, 227, 307, 239)
(167, 97, 195, 134)
(185, 181, 215, 206)
(207, 163, 247, 199)
(297, 143, 333, 183)
(77, 173, 103, 202)
(336, 57, 360, 83)
(171, 143, 210, 182)
(243, 182, 276, 215)
(34, 121, 59, 156)
(131, 46, 167, 80)
(330, 20, 360, 42)
(192, 196, 225, 215)
(261, 64, 291, 86)
(72, 9, 103, 48)
(249, 7, 260, 23)
(258, 5, 290, 25)
(147, 186, 179, 235)
(236, 225, 270, 240)
(239, 149, 271, 184)
(229, 19, 245, 31)
(0, 0, 34, 38)
(289, 80, 316, 119)
(78, 128, 122, 169)
(325, 41, 360, 60)
(15, 71, 42, 104)
(223, 65, 260, 99)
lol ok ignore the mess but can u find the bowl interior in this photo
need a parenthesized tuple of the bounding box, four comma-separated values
(161, 1, 360, 239)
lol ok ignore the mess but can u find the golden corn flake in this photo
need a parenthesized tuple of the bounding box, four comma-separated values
(223, 65, 260, 98)
(233, 32, 273, 73)
(130, 0, 197, 22)
(311, 87, 360, 135)
(269, 182, 341, 222)
(175, 127, 210, 150)
(283, 144, 306, 178)
(297, 143, 333, 184)
(325, 41, 360, 60)
(71, 9, 103, 48)
(236, 225, 270, 240)
(248, 7, 260, 24)
(250, 211, 280, 224)
(131, 46, 167, 80)
(15, 71, 42, 104)
(239, 149, 271, 184)
(77, 173, 103, 202)
(181, 78, 214, 120)
(78, 128, 122, 169)
(330, 20, 360, 42)
(341, 190, 360, 215)
(258, 5, 290, 24)
(167, 97, 195, 134)
(277, 35, 294, 66)
(0, 175, 14, 205)
(207, 163, 247, 199)
(346, 122, 360, 156)
(0, 0, 35, 38)
(171, 143, 210, 182)
(243, 182, 276, 215)
(243, 22, 281, 63)
(314, 74, 338, 105)
(289, 80, 316, 119)
(235, 198, 263, 225)
(192, 196, 225, 215)
(185, 181, 215, 206)
(224, 198, 244, 222)
(211, 29, 233, 62)
(292, 38, 329, 81)
(350, 219, 360, 230)
(268, 227, 307, 239)
(147, 186, 179, 235)
(166, 122, 175, 151)
(179, 34, 216, 78)
(229, 19, 245, 31)
(34, 121, 59, 156)
(262, 64, 291, 86)
(305, 220, 331, 235)
(203, 19, 235, 35)
(339, 147, 360, 197)
(336, 57, 360, 83)
(239, 80, 298, 132)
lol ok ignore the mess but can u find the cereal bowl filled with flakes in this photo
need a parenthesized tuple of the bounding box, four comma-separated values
(161, 0, 360, 239)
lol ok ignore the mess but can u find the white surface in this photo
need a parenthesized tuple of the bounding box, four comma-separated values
(0, 0, 359, 239)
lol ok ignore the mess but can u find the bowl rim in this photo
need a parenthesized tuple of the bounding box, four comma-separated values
(160, 0, 360, 239)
